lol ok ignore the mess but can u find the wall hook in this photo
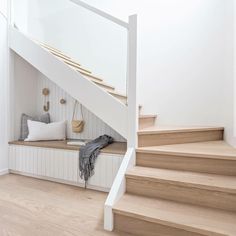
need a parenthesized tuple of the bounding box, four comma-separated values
(44, 101, 50, 112)
(60, 98, 66, 104)
(42, 88, 50, 112)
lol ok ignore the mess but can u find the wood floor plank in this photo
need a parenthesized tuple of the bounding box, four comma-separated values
(0, 174, 131, 236)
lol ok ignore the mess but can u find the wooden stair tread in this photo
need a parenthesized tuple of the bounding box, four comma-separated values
(39, 43, 72, 60)
(127, 167, 236, 194)
(38, 41, 103, 82)
(50, 50, 72, 60)
(65, 61, 92, 74)
(78, 70, 103, 82)
(38, 41, 65, 54)
(137, 141, 236, 161)
(38, 40, 126, 101)
(108, 90, 127, 100)
(61, 58, 81, 67)
(139, 115, 157, 119)
(91, 79, 115, 91)
(114, 194, 236, 236)
(58, 57, 125, 101)
(41, 45, 93, 75)
(138, 126, 224, 135)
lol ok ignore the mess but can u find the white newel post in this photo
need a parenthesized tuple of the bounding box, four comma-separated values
(127, 14, 138, 149)
(104, 14, 138, 232)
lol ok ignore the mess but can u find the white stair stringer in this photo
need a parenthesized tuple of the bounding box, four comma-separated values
(9, 27, 128, 138)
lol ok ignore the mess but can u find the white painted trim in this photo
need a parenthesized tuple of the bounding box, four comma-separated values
(9, 27, 128, 138)
(0, 11, 7, 20)
(7, 0, 15, 141)
(0, 169, 9, 175)
(234, 0, 236, 139)
(70, 0, 129, 29)
(9, 144, 124, 191)
(104, 14, 138, 232)
(9, 170, 110, 192)
(104, 148, 135, 231)
(127, 14, 138, 148)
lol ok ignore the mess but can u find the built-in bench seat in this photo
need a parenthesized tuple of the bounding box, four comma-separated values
(9, 140, 127, 154)
(8, 140, 127, 192)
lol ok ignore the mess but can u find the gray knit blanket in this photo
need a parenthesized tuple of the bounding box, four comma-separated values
(79, 135, 114, 187)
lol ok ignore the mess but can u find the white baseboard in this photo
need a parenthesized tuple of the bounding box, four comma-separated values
(9, 170, 110, 192)
(0, 169, 9, 176)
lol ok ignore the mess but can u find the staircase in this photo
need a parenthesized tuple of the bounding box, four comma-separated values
(113, 108, 236, 235)
(37, 41, 127, 103)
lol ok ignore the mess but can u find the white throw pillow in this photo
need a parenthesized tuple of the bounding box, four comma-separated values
(25, 120, 66, 141)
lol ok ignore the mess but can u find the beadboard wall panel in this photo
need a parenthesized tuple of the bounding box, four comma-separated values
(36, 73, 125, 142)
(9, 145, 123, 191)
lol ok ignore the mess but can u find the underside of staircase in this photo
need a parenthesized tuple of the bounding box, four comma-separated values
(113, 107, 236, 235)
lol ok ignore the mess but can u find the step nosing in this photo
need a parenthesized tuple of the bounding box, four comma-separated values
(136, 149, 236, 160)
(114, 207, 227, 236)
(138, 127, 224, 135)
(126, 174, 236, 194)
(139, 115, 157, 118)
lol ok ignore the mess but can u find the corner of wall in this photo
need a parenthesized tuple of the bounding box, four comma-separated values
(224, 127, 236, 147)
(0, 169, 9, 176)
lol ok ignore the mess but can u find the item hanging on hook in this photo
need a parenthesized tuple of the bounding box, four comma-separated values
(42, 88, 50, 112)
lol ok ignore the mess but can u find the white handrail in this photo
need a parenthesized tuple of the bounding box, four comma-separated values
(70, 0, 129, 29)
(127, 14, 138, 148)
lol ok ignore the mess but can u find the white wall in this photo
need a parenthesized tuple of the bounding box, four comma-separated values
(82, 0, 230, 125)
(76, 0, 236, 147)
(0, 0, 8, 172)
(230, 0, 236, 147)
(13, 54, 39, 140)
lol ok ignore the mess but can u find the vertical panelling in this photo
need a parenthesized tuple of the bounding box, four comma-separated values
(36, 74, 125, 142)
(88, 153, 123, 189)
(8, 146, 14, 170)
(72, 152, 78, 182)
(9, 145, 123, 190)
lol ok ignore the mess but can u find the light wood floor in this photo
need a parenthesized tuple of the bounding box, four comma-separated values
(0, 174, 131, 236)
